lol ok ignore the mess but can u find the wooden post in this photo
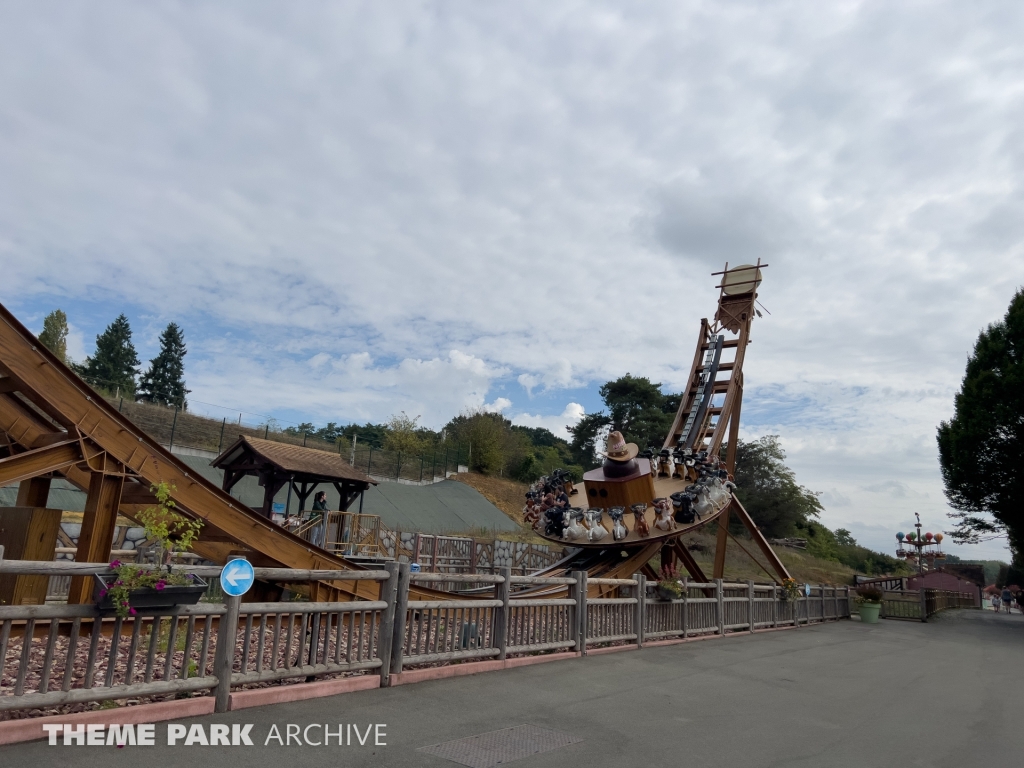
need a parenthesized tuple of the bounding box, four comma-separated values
(494, 566, 511, 661)
(712, 509, 730, 579)
(748, 579, 755, 633)
(771, 584, 777, 628)
(377, 562, 400, 687)
(919, 588, 927, 623)
(412, 533, 421, 566)
(469, 539, 478, 575)
(821, 586, 826, 622)
(716, 578, 724, 635)
(572, 570, 588, 655)
(431, 535, 440, 573)
(844, 586, 850, 617)
(389, 563, 411, 675)
(16, 477, 51, 507)
(681, 576, 688, 638)
(214, 594, 241, 713)
(68, 473, 124, 604)
(633, 573, 645, 648)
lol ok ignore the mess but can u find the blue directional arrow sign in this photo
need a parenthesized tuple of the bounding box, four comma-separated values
(220, 558, 255, 597)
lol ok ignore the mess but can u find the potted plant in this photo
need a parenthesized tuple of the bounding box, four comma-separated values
(94, 482, 207, 617)
(779, 577, 801, 603)
(655, 563, 684, 600)
(855, 587, 883, 624)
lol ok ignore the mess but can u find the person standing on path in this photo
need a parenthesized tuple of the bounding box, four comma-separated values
(991, 593, 1002, 612)
(1015, 589, 1024, 615)
(1001, 587, 1014, 614)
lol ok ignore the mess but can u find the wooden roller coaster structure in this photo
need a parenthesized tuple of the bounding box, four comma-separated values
(0, 263, 788, 605)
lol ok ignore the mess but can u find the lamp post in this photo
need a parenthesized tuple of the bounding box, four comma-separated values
(896, 513, 945, 574)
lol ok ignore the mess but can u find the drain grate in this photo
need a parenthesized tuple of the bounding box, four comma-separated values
(417, 724, 583, 768)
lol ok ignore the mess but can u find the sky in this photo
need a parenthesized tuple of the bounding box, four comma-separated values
(1, 2, 1021, 560)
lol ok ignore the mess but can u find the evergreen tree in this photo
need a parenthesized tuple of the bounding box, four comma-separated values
(82, 314, 141, 397)
(138, 322, 190, 408)
(38, 309, 69, 362)
(937, 288, 1024, 563)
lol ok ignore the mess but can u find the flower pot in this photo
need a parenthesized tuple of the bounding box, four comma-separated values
(656, 584, 682, 601)
(93, 573, 209, 614)
(859, 601, 881, 624)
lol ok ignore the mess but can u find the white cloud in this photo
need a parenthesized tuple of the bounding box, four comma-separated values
(512, 403, 586, 440)
(1, 2, 1022, 561)
(482, 397, 512, 413)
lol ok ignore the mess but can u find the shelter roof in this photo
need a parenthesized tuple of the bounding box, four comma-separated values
(213, 435, 376, 486)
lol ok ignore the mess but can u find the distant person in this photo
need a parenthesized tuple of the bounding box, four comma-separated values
(1001, 587, 1013, 614)
(991, 593, 1001, 612)
(309, 491, 328, 547)
(1016, 590, 1024, 615)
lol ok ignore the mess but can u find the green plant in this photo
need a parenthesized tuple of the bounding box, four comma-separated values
(856, 587, 883, 604)
(137, 482, 203, 564)
(657, 563, 684, 598)
(780, 577, 801, 602)
(99, 482, 203, 618)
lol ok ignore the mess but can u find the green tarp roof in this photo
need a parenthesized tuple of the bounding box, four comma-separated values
(1, 455, 519, 536)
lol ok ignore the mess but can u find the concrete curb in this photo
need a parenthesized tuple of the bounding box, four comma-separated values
(0, 697, 215, 746)
(229, 675, 380, 710)
(390, 652, 579, 686)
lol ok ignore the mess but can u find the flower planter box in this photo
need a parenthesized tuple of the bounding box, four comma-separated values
(859, 601, 881, 624)
(93, 573, 209, 614)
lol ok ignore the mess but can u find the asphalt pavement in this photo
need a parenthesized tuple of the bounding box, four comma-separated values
(2, 608, 1020, 768)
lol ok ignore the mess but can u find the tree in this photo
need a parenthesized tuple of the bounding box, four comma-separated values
(731, 435, 823, 538)
(38, 310, 69, 362)
(566, 374, 681, 468)
(138, 323, 189, 408)
(599, 374, 677, 450)
(937, 288, 1024, 564)
(383, 412, 426, 454)
(82, 314, 140, 397)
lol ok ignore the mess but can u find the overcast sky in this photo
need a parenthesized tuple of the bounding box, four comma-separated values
(2, 2, 1021, 560)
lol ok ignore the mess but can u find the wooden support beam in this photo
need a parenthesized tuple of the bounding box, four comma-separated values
(68, 472, 125, 604)
(673, 539, 710, 583)
(712, 506, 730, 579)
(0, 440, 81, 486)
(730, 497, 792, 581)
(15, 477, 51, 507)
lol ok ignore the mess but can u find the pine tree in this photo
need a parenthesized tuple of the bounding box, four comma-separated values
(138, 323, 190, 408)
(38, 309, 69, 362)
(82, 314, 140, 397)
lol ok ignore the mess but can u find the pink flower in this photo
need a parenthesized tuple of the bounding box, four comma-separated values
(110, 560, 122, 568)
(129, 607, 137, 616)
(98, 589, 108, 599)
(155, 581, 166, 591)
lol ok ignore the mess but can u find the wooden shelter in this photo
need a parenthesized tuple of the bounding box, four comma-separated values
(213, 435, 376, 517)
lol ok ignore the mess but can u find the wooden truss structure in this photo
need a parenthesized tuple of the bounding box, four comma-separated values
(0, 302, 450, 602)
(661, 261, 791, 582)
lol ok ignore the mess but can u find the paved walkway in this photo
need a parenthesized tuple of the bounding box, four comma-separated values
(3, 609, 1021, 767)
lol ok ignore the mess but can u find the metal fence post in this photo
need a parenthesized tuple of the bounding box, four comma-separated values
(748, 580, 755, 633)
(494, 566, 511, 661)
(168, 407, 179, 452)
(377, 562, 400, 687)
(632, 573, 645, 648)
(716, 578, 724, 635)
(213, 594, 240, 713)
(572, 570, 588, 655)
(389, 563, 411, 676)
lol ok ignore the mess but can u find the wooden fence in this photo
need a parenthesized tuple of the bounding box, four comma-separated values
(879, 588, 978, 622)
(2, 559, 851, 715)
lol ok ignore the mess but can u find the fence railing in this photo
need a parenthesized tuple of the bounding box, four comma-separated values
(2, 559, 851, 715)
(875, 588, 976, 622)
